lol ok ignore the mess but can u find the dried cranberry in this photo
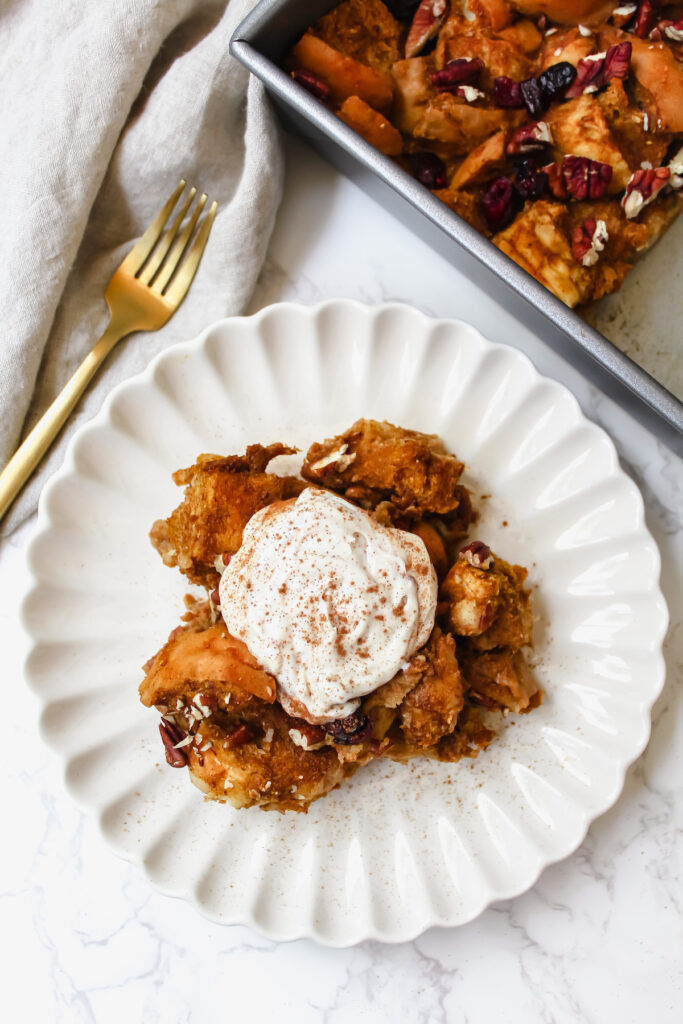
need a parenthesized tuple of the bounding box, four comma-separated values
(385, 0, 421, 18)
(431, 58, 483, 91)
(632, 0, 656, 37)
(520, 76, 546, 117)
(537, 61, 577, 103)
(493, 76, 524, 108)
(562, 155, 613, 200)
(291, 69, 332, 104)
(324, 710, 373, 745)
(410, 152, 448, 189)
(516, 160, 549, 199)
(481, 177, 521, 232)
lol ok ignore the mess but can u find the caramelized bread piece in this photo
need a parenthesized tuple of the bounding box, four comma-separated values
(302, 418, 468, 515)
(312, 0, 401, 71)
(440, 543, 533, 650)
(140, 622, 277, 710)
(339, 95, 404, 154)
(461, 645, 541, 713)
(399, 629, 465, 747)
(150, 444, 305, 588)
(291, 32, 395, 110)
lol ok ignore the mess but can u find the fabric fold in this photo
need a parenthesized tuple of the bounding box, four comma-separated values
(0, 0, 282, 534)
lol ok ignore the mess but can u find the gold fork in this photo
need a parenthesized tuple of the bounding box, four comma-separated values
(0, 181, 217, 522)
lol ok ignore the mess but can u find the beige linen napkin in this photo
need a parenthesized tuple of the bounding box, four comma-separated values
(0, 0, 282, 535)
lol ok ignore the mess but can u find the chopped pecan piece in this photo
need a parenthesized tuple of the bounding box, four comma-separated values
(621, 166, 670, 218)
(632, 0, 656, 38)
(459, 541, 494, 569)
(431, 58, 483, 91)
(159, 719, 189, 767)
(571, 217, 609, 266)
(565, 42, 632, 99)
(506, 121, 553, 156)
(291, 69, 333, 103)
(225, 724, 254, 748)
(405, 0, 448, 58)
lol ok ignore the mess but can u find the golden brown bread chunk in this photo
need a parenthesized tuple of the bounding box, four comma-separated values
(450, 129, 507, 190)
(391, 57, 435, 134)
(149, 444, 305, 588)
(597, 81, 671, 173)
(291, 32, 395, 110)
(301, 418, 468, 515)
(140, 622, 277, 710)
(435, 30, 533, 87)
(312, 0, 401, 71)
(549, 95, 631, 194)
(461, 646, 541, 713)
(440, 545, 533, 650)
(339, 95, 404, 155)
(494, 200, 630, 309)
(413, 94, 520, 156)
(398, 629, 465, 747)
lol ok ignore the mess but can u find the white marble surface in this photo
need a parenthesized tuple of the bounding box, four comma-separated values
(2, 134, 682, 1022)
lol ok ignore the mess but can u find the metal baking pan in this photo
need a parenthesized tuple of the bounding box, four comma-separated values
(231, 0, 683, 452)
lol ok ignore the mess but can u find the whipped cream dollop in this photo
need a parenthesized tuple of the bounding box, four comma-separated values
(219, 488, 437, 722)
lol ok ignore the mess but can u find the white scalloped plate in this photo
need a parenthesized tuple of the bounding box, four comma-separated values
(22, 301, 667, 946)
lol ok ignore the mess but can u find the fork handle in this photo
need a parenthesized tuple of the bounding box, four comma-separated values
(0, 320, 127, 523)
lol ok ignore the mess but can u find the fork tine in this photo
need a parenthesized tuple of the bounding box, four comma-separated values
(162, 200, 218, 307)
(152, 193, 207, 294)
(137, 187, 197, 285)
(119, 180, 187, 276)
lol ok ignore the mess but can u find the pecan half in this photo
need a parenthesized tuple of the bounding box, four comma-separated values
(506, 121, 553, 156)
(405, 0, 448, 58)
(225, 724, 253, 748)
(459, 541, 494, 569)
(571, 217, 609, 266)
(288, 719, 326, 748)
(565, 42, 632, 99)
(159, 719, 189, 767)
(632, 0, 656, 38)
(621, 167, 670, 218)
(431, 58, 483, 92)
(611, 4, 637, 29)
(290, 70, 332, 104)
(562, 155, 612, 200)
(659, 20, 683, 42)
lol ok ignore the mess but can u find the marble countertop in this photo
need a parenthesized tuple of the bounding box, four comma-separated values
(2, 134, 681, 1023)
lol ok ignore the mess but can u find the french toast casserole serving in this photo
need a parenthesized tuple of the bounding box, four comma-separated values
(285, 0, 683, 309)
(140, 420, 542, 813)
